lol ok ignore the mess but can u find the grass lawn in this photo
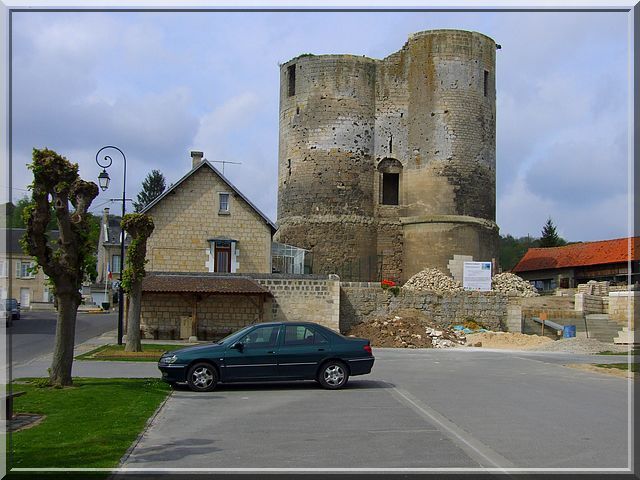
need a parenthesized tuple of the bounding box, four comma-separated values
(8, 378, 171, 469)
(593, 363, 639, 373)
(75, 343, 189, 362)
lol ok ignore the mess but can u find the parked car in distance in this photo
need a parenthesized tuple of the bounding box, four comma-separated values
(2, 302, 10, 327)
(158, 321, 374, 392)
(5, 299, 20, 321)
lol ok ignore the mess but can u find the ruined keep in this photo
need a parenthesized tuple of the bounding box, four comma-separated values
(276, 29, 500, 282)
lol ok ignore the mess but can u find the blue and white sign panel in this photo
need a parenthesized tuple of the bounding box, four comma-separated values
(463, 261, 492, 291)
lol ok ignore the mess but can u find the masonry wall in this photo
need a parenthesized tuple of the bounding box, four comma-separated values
(256, 276, 340, 331)
(145, 166, 272, 274)
(609, 291, 638, 329)
(339, 282, 507, 332)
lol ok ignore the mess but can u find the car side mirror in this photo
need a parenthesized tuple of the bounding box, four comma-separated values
(231, 342, 244, 351)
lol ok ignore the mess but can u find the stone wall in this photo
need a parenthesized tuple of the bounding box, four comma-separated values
(257, 275, 340, 331)
(339, 282, 507, 332)
(574, 293, 606, 314)
(609, 291, 638, 328)
(146, 164, 272, 274)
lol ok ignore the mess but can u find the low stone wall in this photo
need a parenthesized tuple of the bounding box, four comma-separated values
(339, 282, 508, 332)
(609, 291, 639, 328)
(256, 275, 340, 331)
(574, 293, 605, 314)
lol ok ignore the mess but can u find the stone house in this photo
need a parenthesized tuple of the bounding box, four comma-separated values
(92, 208, 131, 306)
(137, 151, 279, 340)
(0, 228, 55, 307)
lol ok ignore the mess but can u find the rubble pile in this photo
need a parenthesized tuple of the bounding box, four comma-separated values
(491, 272, 539, 297)
(402, 268, 464, 295)
(346, 309, 466, 349)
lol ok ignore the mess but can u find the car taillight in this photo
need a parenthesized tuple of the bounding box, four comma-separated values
(363, 344, 372, 355)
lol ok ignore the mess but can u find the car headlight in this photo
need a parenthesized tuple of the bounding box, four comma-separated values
(160, 354, 178, 364)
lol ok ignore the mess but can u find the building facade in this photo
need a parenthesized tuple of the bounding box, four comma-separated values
(512, 237, 640, 292)
(1, 229, 54, 306)
(275, 29, 500, 282)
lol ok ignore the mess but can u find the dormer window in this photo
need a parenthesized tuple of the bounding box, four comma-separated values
(219, 193, 230, 214)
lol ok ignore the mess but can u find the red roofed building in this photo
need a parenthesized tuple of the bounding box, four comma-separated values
(512, 237, 640, 291)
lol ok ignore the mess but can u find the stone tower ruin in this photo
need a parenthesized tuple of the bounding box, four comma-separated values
(275, 29, 500, 282)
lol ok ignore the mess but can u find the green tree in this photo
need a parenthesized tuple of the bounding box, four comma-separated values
(499, 234, 539, 271)
(21, 148, 99, 386)
(539, 218, 565, 248)
(133, 170, 166, 212)
(121, 213, 155, 352)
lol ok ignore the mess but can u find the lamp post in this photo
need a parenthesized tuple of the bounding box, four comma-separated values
(96, 146, 127, 346)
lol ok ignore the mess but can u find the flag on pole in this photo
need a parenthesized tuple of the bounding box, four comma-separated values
(107, 262, 113, 280)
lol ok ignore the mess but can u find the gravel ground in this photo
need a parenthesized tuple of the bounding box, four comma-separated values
(529, 337, 630, 354)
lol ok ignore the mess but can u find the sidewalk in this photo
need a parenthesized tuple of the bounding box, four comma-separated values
(11, 329, 199, 380)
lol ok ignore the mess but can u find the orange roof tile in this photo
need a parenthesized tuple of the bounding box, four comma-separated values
(512, 237, 640, 273)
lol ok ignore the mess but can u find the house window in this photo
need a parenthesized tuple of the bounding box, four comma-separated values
(214, 242, 231, 273)
(288, 64, 296, 97)
(111, 255, 121, 274)
(219, 193, 230, 214)
(16, 261, 36, 279)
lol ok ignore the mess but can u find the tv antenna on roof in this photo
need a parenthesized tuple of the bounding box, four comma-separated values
(208, 159, 242, 175)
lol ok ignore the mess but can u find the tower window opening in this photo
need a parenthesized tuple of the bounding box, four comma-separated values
(288, 64, 296, 97)
(382, 173, 399, 205)
(484, 70, 489, 97)
(389, 135, 393, 154)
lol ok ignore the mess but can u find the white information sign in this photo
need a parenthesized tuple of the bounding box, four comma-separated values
(463, 261, 492, 291)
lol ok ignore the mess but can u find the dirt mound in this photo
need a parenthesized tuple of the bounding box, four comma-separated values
(492, 273, 539, 297)
(403, 268, 464, 295)
(465, 331, 552, 349)
(346, 309, 466, 348)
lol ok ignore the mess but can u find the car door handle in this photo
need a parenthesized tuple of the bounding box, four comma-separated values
(317, 348, 325, 352)
(267, 351, 276, 354)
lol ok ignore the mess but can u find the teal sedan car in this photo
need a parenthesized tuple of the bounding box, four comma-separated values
(158, 322, 374, 392)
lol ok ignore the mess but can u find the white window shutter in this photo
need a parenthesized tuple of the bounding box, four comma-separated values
(15, 261, 21, 278)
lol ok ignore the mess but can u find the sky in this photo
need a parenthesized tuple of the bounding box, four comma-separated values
(8, 9, 631, 242)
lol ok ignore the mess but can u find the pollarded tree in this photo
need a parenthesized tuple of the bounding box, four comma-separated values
(133, 170, 166, 212)
(121, 213, 155, 352)
(21, 148, 99, 386)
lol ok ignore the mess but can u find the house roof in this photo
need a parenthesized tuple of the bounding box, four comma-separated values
(142, 272, 271, 295)
(512, 237, 640, 273)
(103, 216, 131, 246)
(2, 228, 59, 254)
(140, 159, 277, 234)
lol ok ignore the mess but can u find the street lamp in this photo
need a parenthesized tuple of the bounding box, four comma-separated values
(96, 146, 127, 346)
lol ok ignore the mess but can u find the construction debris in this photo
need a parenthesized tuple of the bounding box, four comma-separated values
(402, 268, 464, 295)
(345, 309, 466, 348)
(491, 272, 539, 297)
(465, 331, 552, 349)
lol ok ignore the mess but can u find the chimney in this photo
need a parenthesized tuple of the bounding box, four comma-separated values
(191, 150, 204, 168)
(102, 207, 110, 227)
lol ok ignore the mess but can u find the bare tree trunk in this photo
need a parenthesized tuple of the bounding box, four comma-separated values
(124, 280, 142, 352)
(49, 291, 80, 386)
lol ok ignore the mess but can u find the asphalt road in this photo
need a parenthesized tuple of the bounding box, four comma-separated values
(120, 348, 631, 471)
(7, 310, 117, 367)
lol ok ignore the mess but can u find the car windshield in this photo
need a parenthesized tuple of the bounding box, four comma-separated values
(215, 325, 255, 345)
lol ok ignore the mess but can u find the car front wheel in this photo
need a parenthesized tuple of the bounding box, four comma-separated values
(318, 361, 349, 390)
(187, 362, 218, 392)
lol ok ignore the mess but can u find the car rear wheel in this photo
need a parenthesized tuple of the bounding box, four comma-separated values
(187, 362, 218, 392)
(318, 361, 349, 390)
